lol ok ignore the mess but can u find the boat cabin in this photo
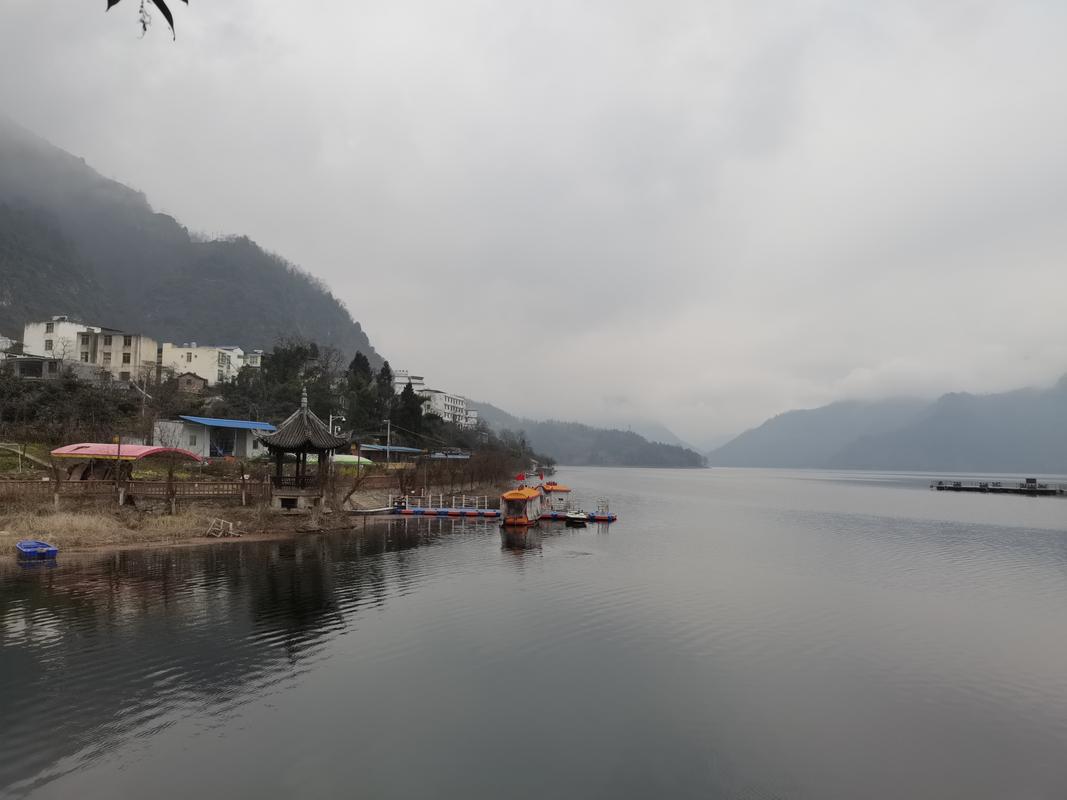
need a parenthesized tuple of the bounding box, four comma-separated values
(500, 486, 544, 526)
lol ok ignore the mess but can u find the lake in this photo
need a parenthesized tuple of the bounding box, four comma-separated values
(3, 467, 1067, 799)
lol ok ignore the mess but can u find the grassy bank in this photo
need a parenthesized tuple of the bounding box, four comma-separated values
(0, 481, 510, 553)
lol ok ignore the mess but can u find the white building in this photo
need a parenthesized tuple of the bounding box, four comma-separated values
(153, 415, 276, 459)
(23, 316, 99, 361)
(22, 317, 157, 382)
(159, 342, 245, 385)
(419, 389, 478, 428)
(244, 349, 264, 368)
(0, 335, 15, 353)
(392, 369, 425, 394)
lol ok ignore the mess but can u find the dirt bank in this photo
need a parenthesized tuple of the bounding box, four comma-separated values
(0, 481, 509, 553)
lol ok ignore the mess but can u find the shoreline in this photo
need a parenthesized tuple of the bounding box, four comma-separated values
(0, 481, 510, 556)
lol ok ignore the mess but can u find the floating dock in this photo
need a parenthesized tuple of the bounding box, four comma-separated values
(932, 478, 1065, 497)
(393, 507, 501, 518)
(541, 510, 618, 523)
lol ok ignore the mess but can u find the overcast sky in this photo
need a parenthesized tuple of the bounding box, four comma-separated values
(2, 0, 1066, 446)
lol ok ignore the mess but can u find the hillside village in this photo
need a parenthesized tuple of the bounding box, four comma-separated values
(1, 314, 479, 455)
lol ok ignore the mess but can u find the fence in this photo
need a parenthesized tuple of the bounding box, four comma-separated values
(0, 479, 269, 503)
(390, 494, 495, 510)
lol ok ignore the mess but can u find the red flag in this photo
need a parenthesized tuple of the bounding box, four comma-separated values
(515, 472, 526, 481)
(539, 472, 544, 480)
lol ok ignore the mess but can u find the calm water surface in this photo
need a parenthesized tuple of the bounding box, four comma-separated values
(3, 468, 1067, 799)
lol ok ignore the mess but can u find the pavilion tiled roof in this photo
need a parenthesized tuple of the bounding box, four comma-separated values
(258, 389, 349, 452)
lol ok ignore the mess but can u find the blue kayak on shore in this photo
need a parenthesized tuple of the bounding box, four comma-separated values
(16, 540, 58, 559)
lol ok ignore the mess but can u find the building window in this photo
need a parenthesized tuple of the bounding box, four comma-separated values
(44, 339, 53, 351)
(103, 335, 112, 346)
(102, 352, 111, 365)
(80, 334, 90, 346)
(217, 369, 224, 382)
(47, 361, 58, 374)
(252, 439, 260, 450)
(120, 371, 130, 381)
(122, 353, 131, 364)
(186, 352, 193, 363)
(189, 434, 198, 447)
(45, 322, 54, 333)
(80, 352, 89, 362)
(123, 335, 132, 347)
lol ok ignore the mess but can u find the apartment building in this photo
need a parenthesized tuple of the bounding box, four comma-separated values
(22, 317, 157, 382)
(159, 342, 244, 385)
(419, 389, 478, 428)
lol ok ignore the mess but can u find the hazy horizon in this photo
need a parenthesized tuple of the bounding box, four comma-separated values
(3, 1, 1066, 443)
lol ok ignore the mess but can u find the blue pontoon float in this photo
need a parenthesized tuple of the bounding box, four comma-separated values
(16, 540, 58, 559)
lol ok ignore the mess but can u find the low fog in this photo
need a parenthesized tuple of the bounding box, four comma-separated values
(2, 0, 1066, 445)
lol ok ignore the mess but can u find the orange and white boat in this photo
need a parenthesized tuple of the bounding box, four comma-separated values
(500, 485, 545, 527)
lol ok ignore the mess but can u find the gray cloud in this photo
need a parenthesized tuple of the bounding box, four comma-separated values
(2, 0, 1066, 442)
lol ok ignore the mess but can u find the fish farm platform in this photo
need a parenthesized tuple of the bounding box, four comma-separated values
(932, 479, 1065, 496)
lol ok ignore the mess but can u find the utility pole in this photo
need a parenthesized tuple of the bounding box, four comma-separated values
(113, 434, 122, 503)
(384, 419, 392, 465)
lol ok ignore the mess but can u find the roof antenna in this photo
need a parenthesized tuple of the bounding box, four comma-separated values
(300, 386, 308, 410)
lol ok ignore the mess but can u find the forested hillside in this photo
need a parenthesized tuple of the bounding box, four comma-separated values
(470, 401, 706, 467)
(0, 117, 380, 362)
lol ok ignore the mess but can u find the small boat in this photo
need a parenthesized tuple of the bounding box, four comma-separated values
(16, 540, 59, 559)
(564, 511, 588, 527)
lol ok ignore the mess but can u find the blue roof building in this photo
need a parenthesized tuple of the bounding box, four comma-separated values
(154, 416, 277, 459)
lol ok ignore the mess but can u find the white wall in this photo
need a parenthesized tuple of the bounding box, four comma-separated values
(160, 343, 244, 385)
(23, 318, 98, 359)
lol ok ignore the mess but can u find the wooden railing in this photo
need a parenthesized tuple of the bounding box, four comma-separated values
(0, 479, 268, 500)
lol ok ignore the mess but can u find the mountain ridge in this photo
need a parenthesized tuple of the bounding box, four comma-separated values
(0, 117, 382, 363)
(469, 400, 706, 467)
(708, 377, 1067, 473)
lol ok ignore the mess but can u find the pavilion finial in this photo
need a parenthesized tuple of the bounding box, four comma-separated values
(300, 386, 308, 410)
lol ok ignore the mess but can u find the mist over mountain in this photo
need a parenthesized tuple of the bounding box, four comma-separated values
(707, 399, 928, 468)
(470, 401, 705, 467)
(709, 377, 1067, 474)
(0, 118, 380, 362)
(832, 378, 1067, 473)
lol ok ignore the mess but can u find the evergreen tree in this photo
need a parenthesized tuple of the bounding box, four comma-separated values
(347, 351, 372, 384)
(374, 361, 395, 421)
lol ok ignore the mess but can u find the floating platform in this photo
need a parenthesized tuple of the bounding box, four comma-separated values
(932, 479, 1065, 497)
(393, 507, 501, 518)
(541, 511, 618, 523)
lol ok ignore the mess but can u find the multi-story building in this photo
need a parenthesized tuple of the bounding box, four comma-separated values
(22, 317, 157, 382)
(159, 342, 244, 385)
(22, 316, 99, 361)
(243, 349, 264, 368)
(418, 389, 478, 428)
(0, 335, 15, 353)
(392, 369, 426, 394)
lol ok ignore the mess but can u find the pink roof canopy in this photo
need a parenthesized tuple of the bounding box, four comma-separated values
(51, 443, 204, 462)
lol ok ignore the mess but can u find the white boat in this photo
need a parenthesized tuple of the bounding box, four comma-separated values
(564, 510, 587, 526)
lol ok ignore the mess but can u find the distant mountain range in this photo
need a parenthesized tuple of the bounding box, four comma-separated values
(470, 401, 706, 467)
(0, 117, 381, 362)
(708, 376, 1067, 474)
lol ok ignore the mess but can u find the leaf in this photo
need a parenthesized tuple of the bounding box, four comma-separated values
(106, 0, 123, 9)
(150, 0, 175, 33)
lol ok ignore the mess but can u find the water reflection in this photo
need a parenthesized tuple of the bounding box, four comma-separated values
(0, 518, 497, 796)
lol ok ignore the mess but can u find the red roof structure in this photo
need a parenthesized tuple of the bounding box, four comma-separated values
(51, 443, 204, 462)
